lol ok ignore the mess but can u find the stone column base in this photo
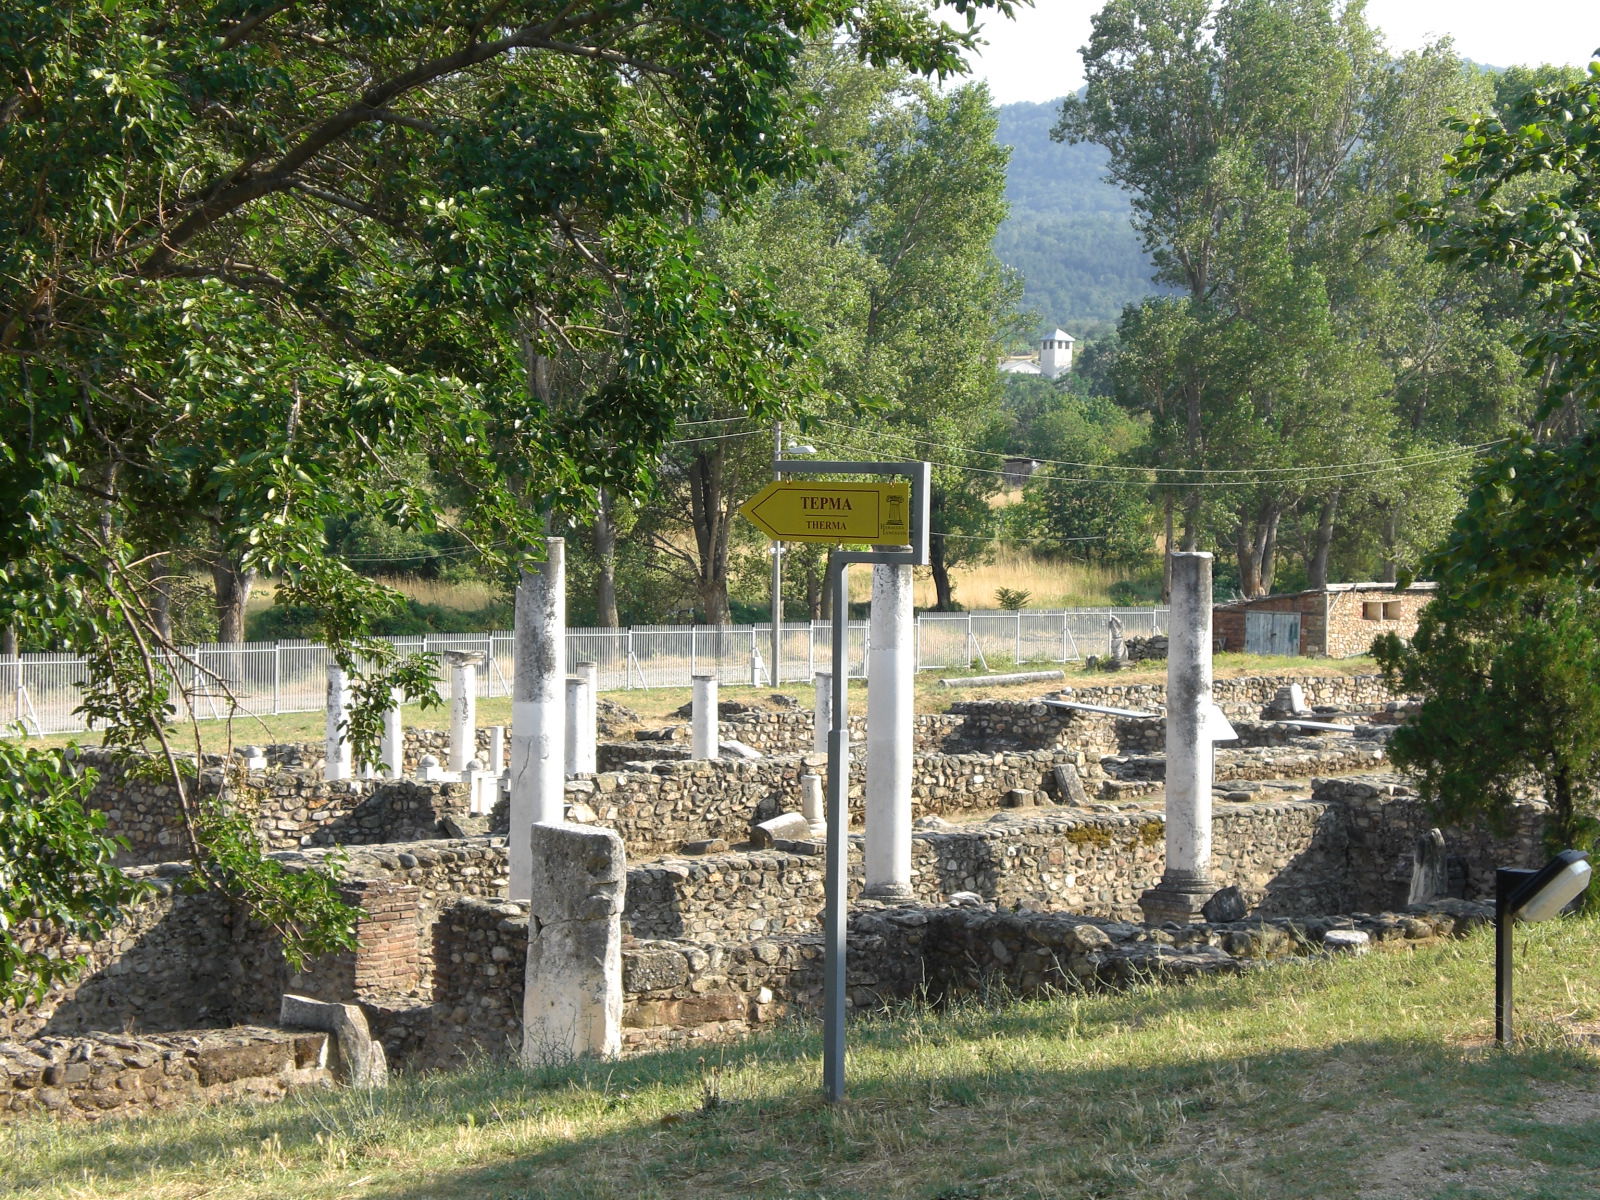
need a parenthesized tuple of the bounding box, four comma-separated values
(1139, 870, 1215, 926)
(862, 883, 915, 904)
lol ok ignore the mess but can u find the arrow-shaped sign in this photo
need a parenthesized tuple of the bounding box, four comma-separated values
(739, 480, 911, 546)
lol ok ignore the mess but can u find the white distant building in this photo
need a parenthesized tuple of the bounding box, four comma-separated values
(1040, 328, 1074, 379)
(998, 328, 1075, 379)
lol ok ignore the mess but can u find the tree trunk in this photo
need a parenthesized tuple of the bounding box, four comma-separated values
(1378, 510, 1400, 583)
(210, 554, 255, 645)
(929, 535, 957, 610)
(805, 560, 823, 620)
(1256, 504, 1282, 595)
(150, 556, 174, 643)
(593, 489, 620, 628)
(1234, 513, 1259, 599)
(1308, 489, 1340, 591)
(1161, 497, 1175, 601)
(1, 625, 15, 658)
(685, 450, 733, 626)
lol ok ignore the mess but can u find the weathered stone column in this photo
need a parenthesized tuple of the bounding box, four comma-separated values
(381, 687, 404, 779)
(577, 660, 598, 771)
(813, 671, 832, 755)
(801, 772, 826, 839)
(489, 724, 506, 775)
(864, 560, 914, 900)
(564, 661, 597, 775)
(522, 822, 624, 1063)
(691, 674, 717, 759)
(324, 663, 352, 783)
(510, 539, 566, 900)
(1140, 551, 1216, 925)
(445, 650, 484, 775)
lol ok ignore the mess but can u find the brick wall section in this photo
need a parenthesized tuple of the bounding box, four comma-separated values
(0, 1028, 333, 1123)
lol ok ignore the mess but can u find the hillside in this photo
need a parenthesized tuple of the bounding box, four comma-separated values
(993, 98, 1166, 337)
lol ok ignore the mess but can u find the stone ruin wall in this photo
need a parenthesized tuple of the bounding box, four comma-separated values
(1, 1028, 334, 1122)
(5, 781, 1544, 1046)
(78, 674, 1412, 870)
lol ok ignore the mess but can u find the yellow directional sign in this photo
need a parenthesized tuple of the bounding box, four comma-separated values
(740, 480, 911, 545)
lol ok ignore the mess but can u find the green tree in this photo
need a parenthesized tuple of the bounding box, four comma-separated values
(1398, 59, 1600, 602)
(1056, 0, 1519, 593)
(1374, 582, 1600, 856)
(0, 1, 1014, 983)
(0, 743, 150, 1005)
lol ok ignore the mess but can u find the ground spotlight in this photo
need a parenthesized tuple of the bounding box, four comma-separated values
(1495, 849, 1591, 1044)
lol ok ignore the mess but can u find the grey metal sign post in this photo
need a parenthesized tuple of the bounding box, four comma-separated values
(768, 456, 931, 1103)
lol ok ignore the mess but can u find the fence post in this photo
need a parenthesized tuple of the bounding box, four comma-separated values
(1015, 612, 1022, 666)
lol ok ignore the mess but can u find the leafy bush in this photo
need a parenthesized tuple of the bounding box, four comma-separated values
(0, 742, 149, 1004)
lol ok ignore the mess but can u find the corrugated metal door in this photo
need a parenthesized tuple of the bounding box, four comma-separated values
(1245, 611, 1301, 656)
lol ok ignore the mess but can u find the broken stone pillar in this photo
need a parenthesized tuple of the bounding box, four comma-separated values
(280, 994, 387, 1087)
(522, 822, 624, 1064)
(814, 671, 832, 755)
(865, 560, 914, 901)
(418, 753, 447, 783)
(381, 687, 404, 779)
(565, 669, 597, 776)
(238, 745, 268, 772)
(1140, 551, 1216, 925)
(691, 674, 717, 760)
(510, 539, 566, 901)
(464, 758, 497, 816)
(1109, 614, 1126, 661)
(577, 661, 598, 770)
(801, 772, 826, 838)
(324, 664, 353, 783)
(445, 651, 484, 775)
(1408, 828, 1449, 906)
(489, 724, 505, 775)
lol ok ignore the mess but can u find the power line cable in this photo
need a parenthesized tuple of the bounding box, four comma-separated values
(812, 415, 1506, 479)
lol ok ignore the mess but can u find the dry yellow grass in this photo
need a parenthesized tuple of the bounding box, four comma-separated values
(849, 547, 1134, 609)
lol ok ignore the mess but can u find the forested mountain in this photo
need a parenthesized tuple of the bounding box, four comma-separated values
(992, 99, 1163, 336)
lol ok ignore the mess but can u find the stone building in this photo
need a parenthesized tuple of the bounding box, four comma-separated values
(1212, 582, 1435, 658)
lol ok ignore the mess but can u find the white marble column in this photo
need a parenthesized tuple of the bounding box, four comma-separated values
(1140, 551, 1216, 925)
(445, 651, 484, 775)
(381, 687, 404, 779)
(564, 673, 597, 776)
(813, 671, 832, 755)
(489, 725, 506, 775)
(864, 560, 914, 900)
(691, 674, 717, 760)
(510, 539, 566, 900)
(324, 664, 352, 783)
(576, 660, 598, 774)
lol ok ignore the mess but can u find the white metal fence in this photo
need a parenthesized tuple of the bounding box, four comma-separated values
(0, 608, 1166, 738)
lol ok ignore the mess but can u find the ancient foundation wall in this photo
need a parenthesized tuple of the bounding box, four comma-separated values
(0, 1028, 333, 1122)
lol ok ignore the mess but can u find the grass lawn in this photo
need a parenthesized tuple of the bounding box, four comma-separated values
(10, 917, 1600, 1199)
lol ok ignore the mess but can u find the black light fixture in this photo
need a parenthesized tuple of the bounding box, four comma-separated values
(1495, 849, 1592, 1044)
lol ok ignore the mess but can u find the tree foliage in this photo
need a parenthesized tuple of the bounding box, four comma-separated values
(1054, 0, 1529, 594)
(1374, 583, 1600, 856)
(0, 1, 1015, 986)
(1398, 59, 1600, 602)
(0, 742, 150, 1005)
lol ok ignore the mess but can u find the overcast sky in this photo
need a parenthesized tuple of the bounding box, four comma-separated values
(945, 1, 1600, 106)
